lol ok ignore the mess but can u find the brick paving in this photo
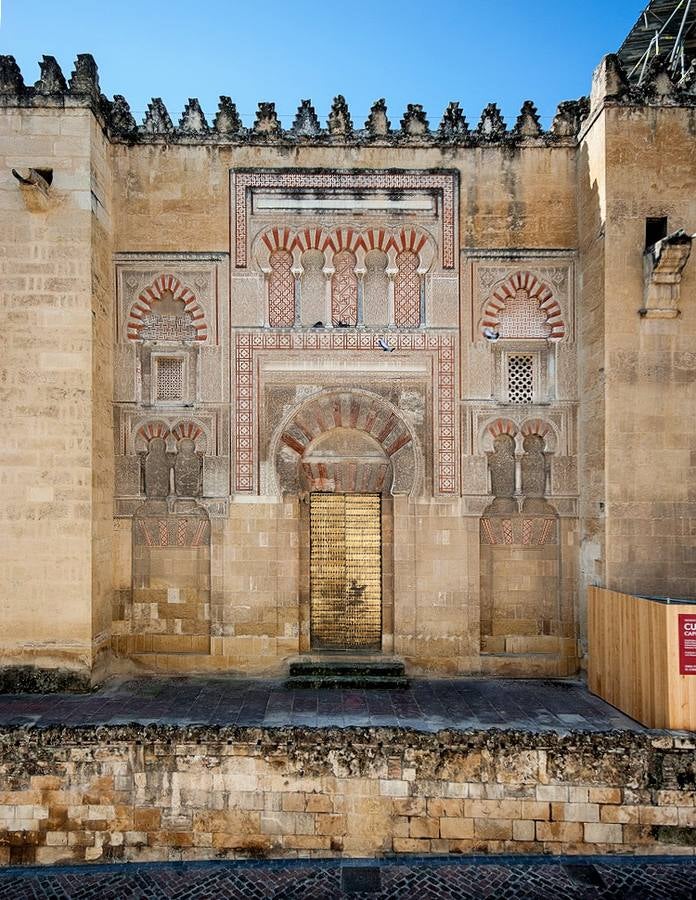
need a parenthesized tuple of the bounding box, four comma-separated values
(0, 856, 694, 898)
(0, 676, 651, 733)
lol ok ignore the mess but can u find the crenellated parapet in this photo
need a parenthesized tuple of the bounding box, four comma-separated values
(1, 53, 694, 147)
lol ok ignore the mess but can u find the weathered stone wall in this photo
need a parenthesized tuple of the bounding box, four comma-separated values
(601, 104, 696, 599)
(576, 99, 607, 643)
(0, 726, 694, 865)
(2, 52, 695, 684)
(0, 106, 112, 680)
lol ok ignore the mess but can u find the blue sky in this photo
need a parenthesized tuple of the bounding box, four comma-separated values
(1, 0, 642, 128)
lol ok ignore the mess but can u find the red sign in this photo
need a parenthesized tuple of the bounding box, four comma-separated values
(679, 614, 696, 675)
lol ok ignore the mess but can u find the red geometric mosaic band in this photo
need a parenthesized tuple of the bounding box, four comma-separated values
(232, 170, 457, 269)
(233, 330, 457, 495)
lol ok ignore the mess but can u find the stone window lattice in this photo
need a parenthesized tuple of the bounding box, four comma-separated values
(507, 354, 534, 404)
(155, 357, 184, 402)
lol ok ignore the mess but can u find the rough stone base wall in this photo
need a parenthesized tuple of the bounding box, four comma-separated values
(1, 727, 694, 865)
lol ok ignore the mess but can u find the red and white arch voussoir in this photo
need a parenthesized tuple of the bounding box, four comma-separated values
(172, 420, 203, 442)
(393, 227, 429, 257)
(291, 227, 335, 255)
(260, 226, 294, 254)
(137, 421, 170, 442)
(330, 227, 362, 255)
(358, 227, 392, 254)
(126, 274, 207, 342)
(481, 270, 565, 341)
(487, 418, 518, 439)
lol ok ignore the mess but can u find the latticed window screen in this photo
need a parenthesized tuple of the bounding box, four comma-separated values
(155, 357, 184, 402)
(507, 354, 534, 404)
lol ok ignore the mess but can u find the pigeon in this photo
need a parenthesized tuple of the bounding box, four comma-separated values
(482, 327, 500, 342)
(312, 321, 324, 328)
(378, 337, 395, 352)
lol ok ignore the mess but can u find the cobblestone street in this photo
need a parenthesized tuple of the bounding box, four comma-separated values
(0, 856, 694, 899)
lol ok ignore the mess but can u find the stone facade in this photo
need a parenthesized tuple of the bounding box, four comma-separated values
(0, 49, 695, 683)
(0, 725, 695, 864)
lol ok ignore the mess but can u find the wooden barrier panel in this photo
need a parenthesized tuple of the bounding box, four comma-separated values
(588, 587, 696, 731)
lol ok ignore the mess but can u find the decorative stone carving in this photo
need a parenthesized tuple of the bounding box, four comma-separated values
(179, 98, 209, 133)
(125, 274, 208, 342)
(486, 433, 516, 514)
(111, 95, 136, 133)
(400, 104, 429, 137)
(143, 438, 171, 499)
(0, 55, 25, 94)
(394, 251, 420, 327)
(214, 97, 243, 135)
(477, 103, 506, 138)
(438, 102, 468, 141)
(253, 102, 280, 136)
(480, 515, 557, 545)
(291, 100, 321, 137)
(480, 270, 566, 341)
(365, 99, 390, 137)
(643, 55, 677, 100)
(68, 54, 99, 96)
(331, 251, 358, 326)
(641, 229, 693, 319)
(268, 250, 295, 326)
(328, 95, 352, 136)
(521, 434, 554, 513)
(35, 56, 67, 94)
(142, 98, 174, 134)
(174, 439, 203, 497)
(514, 100, 541, 137)
(551, 99, 588, 137)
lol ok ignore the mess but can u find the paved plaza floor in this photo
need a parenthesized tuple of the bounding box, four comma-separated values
(0, 855, 694, 898)
(0, 676, 649, 733)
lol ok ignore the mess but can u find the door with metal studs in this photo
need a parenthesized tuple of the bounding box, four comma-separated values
(309, 493, 382, 651)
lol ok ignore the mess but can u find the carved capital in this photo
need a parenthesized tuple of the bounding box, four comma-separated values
(641, 229, 693, 318)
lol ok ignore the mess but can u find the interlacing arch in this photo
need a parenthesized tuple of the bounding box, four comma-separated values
(126, 274, 207, 342)
(480, 271, 565, 341)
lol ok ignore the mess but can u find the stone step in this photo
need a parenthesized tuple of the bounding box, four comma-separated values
(286, 657, 408, 689)
(286, 674, 409, 690)
(288, 658, 406, 678)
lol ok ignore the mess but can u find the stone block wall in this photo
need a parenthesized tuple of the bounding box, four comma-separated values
(0, 726, 694, 865)
(0, 106, 113, 682)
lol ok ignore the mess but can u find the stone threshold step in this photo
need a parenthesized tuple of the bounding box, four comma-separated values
(288, 659, 406, 678)
(286, 674, 409, 690)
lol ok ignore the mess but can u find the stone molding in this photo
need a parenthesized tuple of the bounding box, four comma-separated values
(233, 169, 457, 270)
(234, 330, 457, 495)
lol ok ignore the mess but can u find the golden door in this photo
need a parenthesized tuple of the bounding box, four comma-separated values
(310, 493, 382, 650)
